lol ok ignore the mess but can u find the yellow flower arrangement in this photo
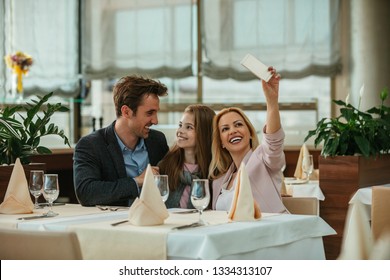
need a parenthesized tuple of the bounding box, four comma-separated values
(4, 51, 33, 94)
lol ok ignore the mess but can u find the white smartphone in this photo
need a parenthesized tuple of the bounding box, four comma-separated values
(240, 53, 273, 82)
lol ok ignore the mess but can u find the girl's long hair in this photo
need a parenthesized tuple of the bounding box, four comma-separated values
(158, 105, 215, 190)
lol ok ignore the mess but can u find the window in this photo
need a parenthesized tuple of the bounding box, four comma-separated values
(1, 0, 340, 147)
(1, 0, 79, 97)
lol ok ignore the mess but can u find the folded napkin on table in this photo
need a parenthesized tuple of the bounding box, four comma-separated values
(293, 143, 319, 180)
(0, 158, 34, 214)
(128, 164, 169, 226)
(228, 162, 262, 222)
(280, 173, 290, 196)
(294, 143, 310, 180)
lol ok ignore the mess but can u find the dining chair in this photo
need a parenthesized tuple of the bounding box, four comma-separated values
(282, 197, 319, 215)
(371, 186, 390, 241)
(0, 228, 83, 260)
(369, 232, 390, 259)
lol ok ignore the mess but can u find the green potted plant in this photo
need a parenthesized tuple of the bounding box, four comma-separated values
(303, 86, 390, 260)
(304, 86, 390, 157)
(0, 92, 71, 165)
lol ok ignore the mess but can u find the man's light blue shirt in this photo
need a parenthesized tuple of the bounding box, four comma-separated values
(114, 131, 149, 192)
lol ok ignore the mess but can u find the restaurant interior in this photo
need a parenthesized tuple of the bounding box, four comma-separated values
(1, 0, 390, 261)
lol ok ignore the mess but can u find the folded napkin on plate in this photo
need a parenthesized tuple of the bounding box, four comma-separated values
(0, 158, 34, 214)
(280, 173, 289, 196)
(128, 164, 169, 226)
(293, 144, 320, 180)
(294, 143, 310, 180)
(228, 162, 262, 222)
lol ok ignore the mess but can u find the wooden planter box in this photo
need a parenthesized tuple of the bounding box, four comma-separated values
(0, 163, 46, 203)
(318, 154, 390, 260)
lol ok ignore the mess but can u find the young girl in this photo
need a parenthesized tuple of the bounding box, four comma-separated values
(158, 105, 215, 208)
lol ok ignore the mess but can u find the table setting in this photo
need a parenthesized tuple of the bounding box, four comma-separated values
(282, 144, 324, 201)
(0, 160, 336, 260)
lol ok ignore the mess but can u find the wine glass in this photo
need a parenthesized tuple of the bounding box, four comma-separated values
(29, 170, 44, 209)
(190, 179, 210, 225)
(42, 174, 60, 217)
(154, 175, 169, 202)
(302, 155, 314, 181)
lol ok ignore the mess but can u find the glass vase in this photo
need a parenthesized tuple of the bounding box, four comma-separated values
(11, 72, 24, 103)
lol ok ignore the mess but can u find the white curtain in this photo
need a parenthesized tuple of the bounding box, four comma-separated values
(3, 0, 79, 97)
(82, 0, 194, 80)
(202, 0, 342, 80)
(1, 0, 342, 99)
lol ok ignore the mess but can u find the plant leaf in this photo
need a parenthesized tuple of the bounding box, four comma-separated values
(354, 135, 370, 157)
(36, 146, 52, 154)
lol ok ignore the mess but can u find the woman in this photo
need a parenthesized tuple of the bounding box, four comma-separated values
(158, 105, 215, 208)
(209, 67, 288, 213)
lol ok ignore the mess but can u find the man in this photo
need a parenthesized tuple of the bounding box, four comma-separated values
(73, 75, 169, 206)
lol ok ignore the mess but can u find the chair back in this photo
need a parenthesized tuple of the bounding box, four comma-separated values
(0, 229, 82, 260)
(282, 196, 319, 215)
(371, 186, 390, 241)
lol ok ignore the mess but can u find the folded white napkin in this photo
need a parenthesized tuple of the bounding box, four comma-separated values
(128, 164, 169, 226)
(228, 162, 262, 222)
(294, 143, 310, 180)
(280, 173, 289, 196)
(294, 144, 320, 180)
(0, 158, 34, 214)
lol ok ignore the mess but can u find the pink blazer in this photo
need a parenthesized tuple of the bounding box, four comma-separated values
(212, 128, 288, 213)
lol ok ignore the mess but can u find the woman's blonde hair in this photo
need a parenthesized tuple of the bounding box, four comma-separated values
(209, 107, 259, 179)
(158, 105, 215, 190)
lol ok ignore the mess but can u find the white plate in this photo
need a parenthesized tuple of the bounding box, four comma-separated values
(284, 177, 307, 184)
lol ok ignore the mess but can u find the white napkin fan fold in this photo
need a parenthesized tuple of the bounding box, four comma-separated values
(128, 164, 169, 226)
(228, 162, 261, 222)
(0, 158, 34, 214)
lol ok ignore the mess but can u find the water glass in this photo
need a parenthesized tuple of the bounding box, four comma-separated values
(154, 175, 169, 202)
(42, 174, 60, 217)
(302, 155, 314, 181)
(190, 179, 210, 225)
(29, 170, 44, 209)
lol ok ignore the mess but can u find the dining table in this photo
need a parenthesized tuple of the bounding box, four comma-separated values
(0, 203, 336, 260)
(344, 184, 390, 236)
(284, 178, 325, 215)
(284, 178, 325, 201)
(338, 184, 390, 259)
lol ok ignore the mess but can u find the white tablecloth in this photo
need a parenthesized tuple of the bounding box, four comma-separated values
(0, 204, 336, 260)
(167, 213, 335, 260)
(350, 187, 373, 205)
(345, 185, 390, 244)
(349, 184, 390, 205)
(0, 204, 104, 229)
(285, 180, 325, 200)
